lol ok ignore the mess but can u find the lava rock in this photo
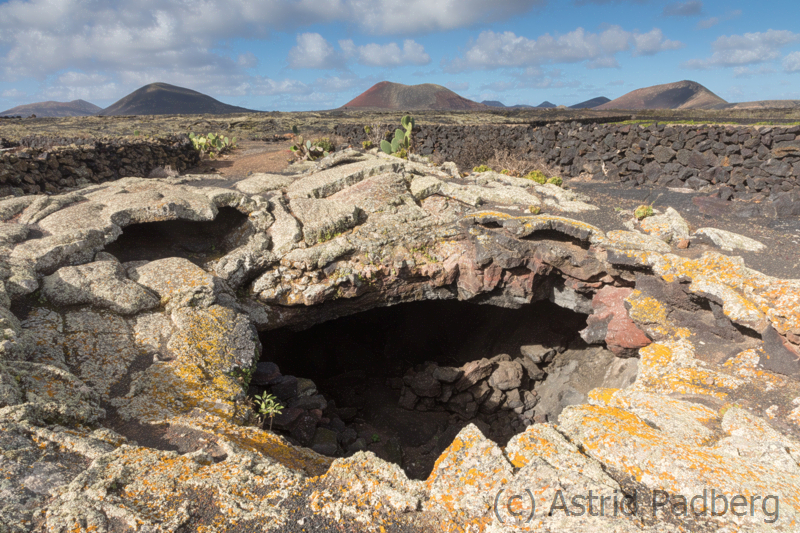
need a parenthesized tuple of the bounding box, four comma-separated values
(758, 326, 800, 377)
(398, 387, 418, 410)
(504, 389, 524, 410)
(271, 375, 298, 402)
(455, 358, 493, 391)
(488, 361, 523, 391)
(447, 392, 478, 418)
(479, 389, 505, 414)
(520, 345, 556, 365)
(467, 381, 492, 404)
(296, 378, 318, 398)
(409, 372, 442, 398)
(347, 438, 367, 453)
(289, 393, 327, 411)
(311, 427, 339, 455)
(270, 406, 303, 430)
(489, 353, 512, 364)
(290, 412, 318, 446)
(432, 366, 463, 383)
(438, 384, 454, 403)
(251, 361, 281, 386)
(338, 427, 358, 447)
(515, 356, 546, 382)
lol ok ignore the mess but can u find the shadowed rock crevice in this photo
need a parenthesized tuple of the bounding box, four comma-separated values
(102, 206, 250, 264)
(253, 299, 636, 479)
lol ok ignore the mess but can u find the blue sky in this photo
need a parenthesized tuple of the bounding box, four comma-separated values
(0, 0, 798, 112)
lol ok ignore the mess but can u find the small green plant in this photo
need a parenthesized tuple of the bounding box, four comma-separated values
(634, 205, 654, 220)
(500, 169, 510, 175)
(133, 130, 140, 137)
(289, 125, 329, 161)
(393, 148, 408, 159)
(253, 392, 284, 430)
(188, 132, 238, 159)
(546, 176, 563, 187)
(380, 114, 415, 157)
(364, 125, 372, 135)
(362, 140, 374, 150)
(472, 164, 492, 173)
(371, 433, 381, 443)
(529, 205, 541, 215)
(523, 170, 547, 184)
(313, 137, 335, 153)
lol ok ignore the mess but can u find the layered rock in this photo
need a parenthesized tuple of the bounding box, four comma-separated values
(0, 149, 799, 531)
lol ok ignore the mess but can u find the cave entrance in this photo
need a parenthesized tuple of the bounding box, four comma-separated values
(103, 206, 249, 264)
(253, 299, 638, 480)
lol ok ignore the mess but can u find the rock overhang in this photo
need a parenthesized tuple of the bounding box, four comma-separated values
(0, 149, 799, 531)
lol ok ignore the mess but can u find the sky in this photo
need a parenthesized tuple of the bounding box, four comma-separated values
(0, 0, 798, 112)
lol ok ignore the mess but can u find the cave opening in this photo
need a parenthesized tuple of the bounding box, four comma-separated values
(103, 206, 249, 264)
(252, 299, 639, 480)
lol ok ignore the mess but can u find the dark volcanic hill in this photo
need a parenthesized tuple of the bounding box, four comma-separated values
(535, 101, 556, 108)
(596, 80, 726, 110)
(569, 97, 611, 109)
(99, 83, 257, 116)
(482, 100, 536, 109)
(0, 99, 102, 117)
(343, 81, 487, 111)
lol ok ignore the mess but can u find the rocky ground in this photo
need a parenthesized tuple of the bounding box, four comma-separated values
(2, 143, 800, 532)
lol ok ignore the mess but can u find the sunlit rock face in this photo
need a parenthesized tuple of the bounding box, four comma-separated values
(1, 148, 799, 532)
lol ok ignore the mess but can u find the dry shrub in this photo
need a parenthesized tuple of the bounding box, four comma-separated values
(328, 133, 350, 150)
(487, 149, 559, 178)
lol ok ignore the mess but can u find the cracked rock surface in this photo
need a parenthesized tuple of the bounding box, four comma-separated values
(1, 149, 800, 532)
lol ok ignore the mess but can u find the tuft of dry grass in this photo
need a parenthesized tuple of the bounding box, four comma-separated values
(486, 149, 559, 178)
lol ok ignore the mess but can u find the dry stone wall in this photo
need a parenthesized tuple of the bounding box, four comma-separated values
(0, 136, 200, 197)
(335, 122, 800, 215)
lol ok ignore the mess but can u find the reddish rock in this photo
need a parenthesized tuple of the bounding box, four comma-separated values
(676, 238, 690, 249)
(455, 358, 493, 391)
(482, 263, 503, 291)
(581, 286, 651, 357)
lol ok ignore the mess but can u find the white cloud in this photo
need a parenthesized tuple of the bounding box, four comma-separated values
(1, 88, 26, 99)
(632, 29, 684, 55)
(784, 52, 800, 73)
(292, 35, 430, 68)
(733, 66, 776, 78)
(353, 40, 430, 66)
(683, 30, 800, 69)
(288, 33, 345, 69)
(346, 0, 546, 34)
(662, 1, 702, 17)
(446, 26, 682, 71)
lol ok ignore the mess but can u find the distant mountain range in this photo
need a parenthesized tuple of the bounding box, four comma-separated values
(0, 99, 102, 117)
(342, 81, 487, 111)
(596, 80, 726, 110)
(0, 83, 256, 117)
(482, 100, 554, 109)
(2, 79, 798, 116)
